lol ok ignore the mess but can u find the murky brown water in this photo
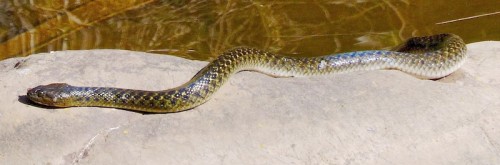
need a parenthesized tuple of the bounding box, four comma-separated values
(1, 0, 499, 61)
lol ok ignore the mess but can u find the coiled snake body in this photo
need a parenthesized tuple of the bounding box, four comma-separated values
(27, 34, 467, 113)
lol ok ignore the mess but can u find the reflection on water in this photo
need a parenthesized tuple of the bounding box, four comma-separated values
(0, 0, 499, 61)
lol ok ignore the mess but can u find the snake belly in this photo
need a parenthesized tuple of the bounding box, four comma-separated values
(27, 33, 467, 113)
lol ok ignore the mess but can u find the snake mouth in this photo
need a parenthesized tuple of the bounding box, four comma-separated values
(27, 86, 55, 106)
(27, 83, 71, 107)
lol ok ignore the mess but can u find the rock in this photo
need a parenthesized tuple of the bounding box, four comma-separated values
(0, 42, 499, 164)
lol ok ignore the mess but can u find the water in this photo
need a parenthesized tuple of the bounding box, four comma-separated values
(0, 0, 498, 61)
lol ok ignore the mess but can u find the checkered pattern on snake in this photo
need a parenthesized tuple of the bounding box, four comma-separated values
(27, 34, 467, 113)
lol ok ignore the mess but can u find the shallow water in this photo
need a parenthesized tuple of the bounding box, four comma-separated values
(0, 0, 498, 61)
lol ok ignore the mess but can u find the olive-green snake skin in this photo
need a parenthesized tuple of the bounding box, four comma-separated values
(27, 34, 467, 113)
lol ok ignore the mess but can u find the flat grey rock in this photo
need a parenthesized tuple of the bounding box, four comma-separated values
(0, 42, 499, 164)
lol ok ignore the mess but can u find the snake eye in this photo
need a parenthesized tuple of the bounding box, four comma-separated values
(36, 90, 44, 98)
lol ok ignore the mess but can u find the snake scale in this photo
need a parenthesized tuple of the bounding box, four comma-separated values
(27, 34, 467, 113)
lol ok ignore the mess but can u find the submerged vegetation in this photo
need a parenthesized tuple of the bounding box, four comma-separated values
(0, 0, 499, 60)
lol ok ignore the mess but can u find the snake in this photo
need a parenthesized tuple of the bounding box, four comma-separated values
(27, 33, 467, 113)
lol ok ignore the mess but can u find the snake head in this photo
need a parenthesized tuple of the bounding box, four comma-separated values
(27, 83, 73, 107)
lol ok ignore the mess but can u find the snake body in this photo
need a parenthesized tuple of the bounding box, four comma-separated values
(27, 34, 467, 113)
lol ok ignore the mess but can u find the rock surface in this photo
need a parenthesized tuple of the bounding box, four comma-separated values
(1, 42, 499, 164)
